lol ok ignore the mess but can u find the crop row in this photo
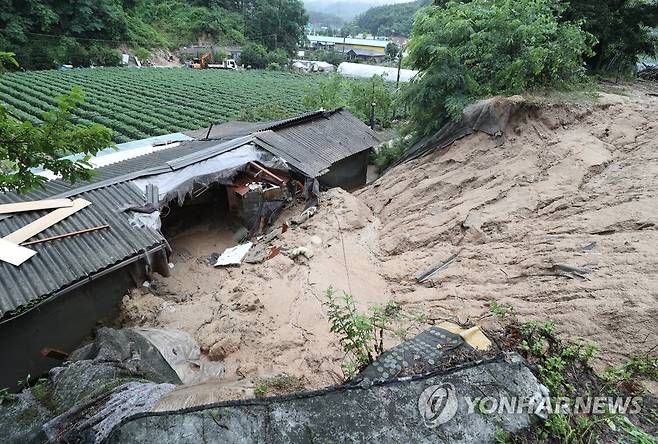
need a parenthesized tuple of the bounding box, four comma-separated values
(0, 68, 320, 143)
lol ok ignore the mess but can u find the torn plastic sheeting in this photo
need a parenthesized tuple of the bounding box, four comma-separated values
(133, 328, 225, 385)
(214, 242, 253, 266)
(130, 144, 288, 206)
(128, 211, 161, 230)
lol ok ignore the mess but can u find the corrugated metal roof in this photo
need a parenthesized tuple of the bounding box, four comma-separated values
(183, 110, 331, 141)
(0, 109, 381, 318)
(253, 109, 382, 177)
(0, 182, 166, 319)
(307, 35, 389, 48)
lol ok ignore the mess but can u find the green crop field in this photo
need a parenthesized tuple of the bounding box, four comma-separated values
(0, 68, 322, 143)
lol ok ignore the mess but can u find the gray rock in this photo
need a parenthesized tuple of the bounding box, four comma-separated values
(106, 356, 542, 444)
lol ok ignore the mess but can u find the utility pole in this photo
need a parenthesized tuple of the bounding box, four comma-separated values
(370, 81, 376, 130)
(396, 44, 404, 88)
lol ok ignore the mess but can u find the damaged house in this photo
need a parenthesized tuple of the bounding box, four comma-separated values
(0, 108, 382, 389)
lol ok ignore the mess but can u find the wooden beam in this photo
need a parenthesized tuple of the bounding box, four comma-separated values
(0, 198, 73, 215)
(0, 238, 37, 266)
(21, 224, 110, 246)
(3, 198, 92, 244)
(248, 161, 286, 186)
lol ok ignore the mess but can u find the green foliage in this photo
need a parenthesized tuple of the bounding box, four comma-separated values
(302, 74, 399, 128)
(405, 0, 595, 139)
(602, 355, 658, 386)
(245, 0, 307, 53)
(306, 49, 346, 66)
(324, 287, 399, 379)
(240, 43, 269, 68)
(0, 85, 113, 193)
(134, 47, 151, 62)
(346, 74, 394, 128)
(354, 0, 430, 37)
(237, 103, 288, 122)
(302, 74, 346, 110)
(0, 68, 320, 143)
(0, 52, 19, 73)
(563, 0, 658, 73)
(489, 299, 516, 319)
(254, 383, 268, 397)
(371, 138, 408, 171)
(0, 0, 308, 70)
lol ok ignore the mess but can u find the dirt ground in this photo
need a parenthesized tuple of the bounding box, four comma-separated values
(118, 82, 658, 403)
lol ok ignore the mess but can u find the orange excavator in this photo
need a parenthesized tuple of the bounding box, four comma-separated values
(191, 52, 211, 69)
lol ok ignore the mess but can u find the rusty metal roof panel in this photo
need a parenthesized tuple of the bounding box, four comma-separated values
(0, 182, 166, 320)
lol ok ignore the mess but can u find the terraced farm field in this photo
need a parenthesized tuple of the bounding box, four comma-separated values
(0, 68, 321, 143)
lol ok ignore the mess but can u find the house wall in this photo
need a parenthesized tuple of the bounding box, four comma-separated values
(0, 262, 146, 391)
(318, 149, 370, 190)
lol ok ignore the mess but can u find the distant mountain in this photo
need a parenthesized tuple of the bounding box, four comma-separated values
(304, 0, 411, 21)
(354, 0, 430, 37)
(307, 10, 346, 28)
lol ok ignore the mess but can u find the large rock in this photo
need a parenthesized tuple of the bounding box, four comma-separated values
(0, 328, 180, 444)
(106, 353, 542, 443)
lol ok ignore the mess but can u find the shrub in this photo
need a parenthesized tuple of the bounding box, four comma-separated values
(240, 43, 268, 69)
(134, 47, 151, 62)
(88, 45, 121, 66)
(325, 287, 399, 379)
(405, 0, 595, 139)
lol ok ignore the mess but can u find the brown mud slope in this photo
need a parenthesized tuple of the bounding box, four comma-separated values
(359, 83, 658, 371)
(119, 83, 657, 402)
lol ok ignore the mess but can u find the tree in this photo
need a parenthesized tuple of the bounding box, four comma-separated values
(245, 0, 308, 52)
(0, 55, 113, 193)
(404, 0, 594, 139)
(563, 0, 658, 73)
(385, 42, 399, 60)
(302, 74, 346, 110)
(240, 42, 268, 68)
(347, 75, 394, 128)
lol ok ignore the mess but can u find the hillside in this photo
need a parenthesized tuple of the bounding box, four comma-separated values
(0, 0, 307, 70)
(0, 68, 320, 143)
(354, 0, 429, 36)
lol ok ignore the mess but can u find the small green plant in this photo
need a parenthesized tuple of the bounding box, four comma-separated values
(325, 287, 400, 379)
(31, 378, 49, 402)
(254, 384, 268, 397)
(602, 355, 658, 387)
(489, 299, 516, 319)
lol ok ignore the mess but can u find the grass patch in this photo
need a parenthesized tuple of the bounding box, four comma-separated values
(488, 299, 657, 443)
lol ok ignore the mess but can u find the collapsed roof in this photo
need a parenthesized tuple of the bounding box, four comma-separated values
(0, 108, 383, 320)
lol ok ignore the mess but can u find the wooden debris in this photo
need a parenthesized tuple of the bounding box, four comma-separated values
(3, 198, 91, 244)
(0, 198, 73, 215)
(0, 238, 37, 266)
(21, 224, 110, 246)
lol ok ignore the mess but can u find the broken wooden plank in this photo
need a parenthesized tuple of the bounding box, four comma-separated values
(3, 198, 92, 244)
(248, 161, 286, 186)
(21, 224, 110, 246)
(0, 238, 37, 266)
(0, 198, 73, 215)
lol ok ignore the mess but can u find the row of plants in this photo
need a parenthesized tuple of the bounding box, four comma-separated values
(0, 68, 322, 142)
